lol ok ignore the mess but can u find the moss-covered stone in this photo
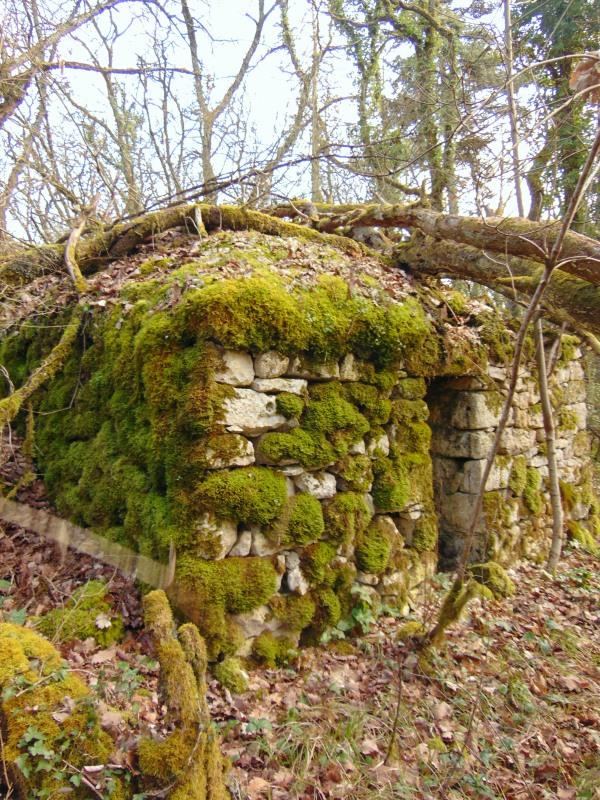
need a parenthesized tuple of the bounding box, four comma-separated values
(36, 580, 124, 646)
(355, 521, 392, 573)
(323, 492, 372, 544)
(281, 493, 325, 546)
(257, 428, 338, 468)
(342, 382, 392, 425)
(276, 392, 305, 419)
(172, 556, 278, 658)
(567, 521, 599, 555)
(252, 632, 298, 667)
(301, 541, 338, 583)
(195, 467, 287, 526)
(468, 561, 515, 598)
(372, 456, 410, 513)
(411, 513, 439, 553)
(523, 468, 543, 515)
(270, 593, 317, 630)
(509, 455, 527, 496)
(0, 623, 117, 798)
(334, 453, 373, 491)
(213, 657, 249, 694)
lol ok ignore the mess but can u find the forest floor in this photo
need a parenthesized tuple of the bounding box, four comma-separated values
(1, 513, 599, 800)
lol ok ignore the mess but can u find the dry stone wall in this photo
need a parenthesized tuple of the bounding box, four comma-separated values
(1, 230, 596, 664)
(430, 348, 595, 567)
(174, 345, 439, 660)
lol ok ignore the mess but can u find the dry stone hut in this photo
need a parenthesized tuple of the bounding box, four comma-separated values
(1, 216, 597, 663)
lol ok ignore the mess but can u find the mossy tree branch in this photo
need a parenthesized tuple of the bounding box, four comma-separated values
(0, 304, 83, 429)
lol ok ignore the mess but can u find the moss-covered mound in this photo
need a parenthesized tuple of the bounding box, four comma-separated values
(0, 622, 121, 798)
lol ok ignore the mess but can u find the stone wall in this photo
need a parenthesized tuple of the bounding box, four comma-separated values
(1, 230, 597, 663)
(430, 348, 596, 567)
(174, 345, 438, 660)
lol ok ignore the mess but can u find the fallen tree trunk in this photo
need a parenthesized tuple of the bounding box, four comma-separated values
(270, 202, 600, 286)
(395, 238, 600, 335)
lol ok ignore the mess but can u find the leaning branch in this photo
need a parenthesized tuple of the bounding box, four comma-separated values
(0, 304, 83, 429)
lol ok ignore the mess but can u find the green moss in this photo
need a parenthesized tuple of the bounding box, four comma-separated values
(276, 392, 305, 419)
(342, 382, 392, 425)
(567, 521, 599, 556)
(173, 556, 278, 658)
(509, 455, 527, 496)
(468, 561, 515, 598)
(314, 587, 342, 628)
(194, 467, 286, 525)
(390, 398, 429, 426)
(281, 493, 325, 546)
(523, 468, 543, 514)
(258, 428, 337, 468)
(213, 657, 249, 694)
(394, 378, 426, 400)
(478, 312, 513, 363)
(36, 580, 124, 646)
(0, 623, 115, 798)
(445, 289, 469, 316)
(301, 541, 338, 583)
(349, 296, 438, 370)
(252, 632, 298, 667)
(324, 492, 372, 544)
(270, 594, 316, 630)
(411, 513, 439, 553)
(355, 522, 392, 573)
(372, 456, 410, 513)
(557, 334, 580, 367)
(334, 454, 373, 491)
(392, 420, 432, 454)
(304, 382, 370, 444)
(559, 407, 579, 431)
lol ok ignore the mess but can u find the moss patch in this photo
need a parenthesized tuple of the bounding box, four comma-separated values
(252, 632, 298, 667)
(36, 580, 124, 646)
(355, 521, 392, 573)
(281, 493, 325, 546)
(324, 492, 372, 545)
(194, 467, 287, 525)
(213, 656, 249, 694)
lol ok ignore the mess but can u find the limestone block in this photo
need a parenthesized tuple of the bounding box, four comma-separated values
(487, 365, 507, 381)
(432, 457, 462, 495)
(223, 388, 287, 434)
(339, 353, 362, 381)
(450, 392, 501, 430)
(251, 378, 307, 395)
(235, 606, 283, 639)
(568, 361, 584, 381)
(228, 529, 252, 557)
(287, 565, 309, 595)
(254, 351, 290, 378)
(460, 458, 510, 493)
(398, 503, 424, 521)
(530, 454, 548, 468)
(205, 434, 255, 469)
(288, 356, 340, 380)
(367, 431, 390, 457)
(280, 464, 305, 476)
(363, 493, 375, 515)
(562, 380, 586, 403)
(214, 350, 254, 386)
(498, 427, 536, 455)
(293, 471, 336, 499)
(431, 430, 495, 459)
(349, 439, 367, 455)
(195, 514, 238, 559)
(374, 515, 402, 540)
(356, 571, 379, 586)
(568, 402, 587, 429)
(441, 492, 484, 532)
(251, 528, 279, 556)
